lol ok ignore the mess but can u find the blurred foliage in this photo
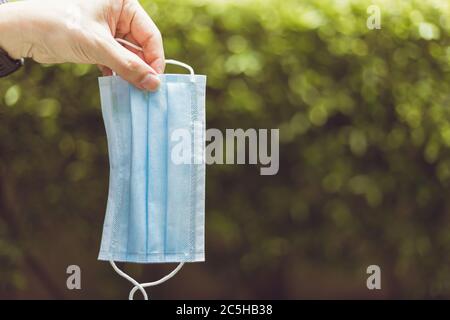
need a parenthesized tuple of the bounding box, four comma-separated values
(0, 0, 450, 299)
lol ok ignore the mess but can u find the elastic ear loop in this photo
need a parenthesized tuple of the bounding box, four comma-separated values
(109, 38, 195, 300)
(113, 38, 196, 82)
(110, 261, 185, 300)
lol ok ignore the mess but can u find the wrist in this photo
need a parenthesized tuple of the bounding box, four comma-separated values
(0, 1, 37, 60)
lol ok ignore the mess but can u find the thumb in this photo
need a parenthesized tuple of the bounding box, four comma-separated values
(98, 38, 160, 91)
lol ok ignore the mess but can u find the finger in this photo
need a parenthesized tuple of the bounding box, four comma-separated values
(128, 2, 165, 74)
(97, 64, 113, 76)
(122, 33, 145, 61)
(98, 37, 160, 91)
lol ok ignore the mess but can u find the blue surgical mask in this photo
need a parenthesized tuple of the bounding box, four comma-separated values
(98, 56, 206, 300)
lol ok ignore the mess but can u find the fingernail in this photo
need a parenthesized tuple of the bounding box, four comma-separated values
(139, 74, 160, 91)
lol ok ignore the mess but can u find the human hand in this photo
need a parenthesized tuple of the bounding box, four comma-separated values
(0, 0, 163, 90)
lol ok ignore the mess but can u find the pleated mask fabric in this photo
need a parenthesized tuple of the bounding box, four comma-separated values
(98, 70, 206, 264)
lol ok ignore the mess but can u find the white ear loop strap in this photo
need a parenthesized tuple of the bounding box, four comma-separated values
(110, 261, 184, 300)
(113, 38, 196, 82)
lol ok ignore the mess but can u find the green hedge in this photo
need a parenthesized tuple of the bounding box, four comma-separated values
(0, 0, 449, 298)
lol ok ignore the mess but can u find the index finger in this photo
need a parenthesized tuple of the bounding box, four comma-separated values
(129, 2, 165, 74)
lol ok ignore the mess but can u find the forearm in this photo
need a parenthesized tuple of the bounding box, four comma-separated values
(0, 1, 33, 60)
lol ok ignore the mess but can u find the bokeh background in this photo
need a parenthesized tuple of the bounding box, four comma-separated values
(1, 0, 449, 299)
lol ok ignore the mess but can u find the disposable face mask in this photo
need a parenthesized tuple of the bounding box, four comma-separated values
(98, 39, 206, 300)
